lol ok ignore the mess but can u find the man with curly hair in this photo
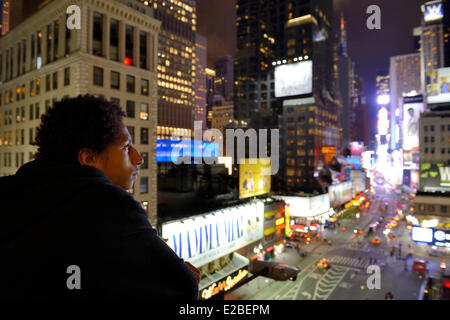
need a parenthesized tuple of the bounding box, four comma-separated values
(0, 94, 199, 300)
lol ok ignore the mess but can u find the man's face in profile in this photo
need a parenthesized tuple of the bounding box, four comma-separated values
(90, 124, 143, 190)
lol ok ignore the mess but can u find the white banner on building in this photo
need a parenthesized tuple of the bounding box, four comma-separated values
(161, 201, 264, 268)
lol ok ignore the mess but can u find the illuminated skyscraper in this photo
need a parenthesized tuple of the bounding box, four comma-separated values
(138, 0, 196, 140)
(235, 0, 340, 192)
(390, 54, 422, 149)
(194, 33, 207, 128)
(0, 0, 10, 36)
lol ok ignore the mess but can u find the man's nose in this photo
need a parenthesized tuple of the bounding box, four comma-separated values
(131, 147, 144, 166)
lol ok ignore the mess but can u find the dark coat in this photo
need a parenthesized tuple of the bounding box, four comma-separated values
(0, 160, 198, 300)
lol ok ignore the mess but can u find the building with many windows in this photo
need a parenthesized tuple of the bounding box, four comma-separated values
(0, 0, 10, 36)
(194, 33, 207, 129)
(0, 0, 161, 225)
(136, 0, 196, 141)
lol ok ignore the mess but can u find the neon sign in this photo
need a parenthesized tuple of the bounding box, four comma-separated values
(201, 269, 249, 300)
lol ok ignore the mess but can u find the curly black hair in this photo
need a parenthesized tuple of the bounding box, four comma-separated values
(32, 94, 126, 164)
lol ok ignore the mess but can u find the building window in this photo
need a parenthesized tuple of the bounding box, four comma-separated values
(46, 24, 52, 64)
(431, 136, 435, 143)
(64, 67, 70, 86)
(53, 20, 59, 60)
(141, 78, 149, 95)
(37, 30, 42, 69)
(29, 127, 33, 145)
(111, 71, 120, 90)
(93, 12, 103, 56)
(139, 31, 147, 69)
(141, 152, 148, 169)
(110, 19, 119, 61)
(126, 75, 135, 93)
(93, 66, 104, 86)
(36, 78, 41, 95)
(428, 205, 435, 212)
(140, 176, 148, 194)
(140, 103, 149, 120)
(430, 125, 435, 132)
(53, 71, 58, 90)
(29, 104, 34, 121)
(46, 74, 51, 91)
(140, 128, 148, 144)
(126, 100, 135, 118)
(65, 15, 71, 55)
(424, 136, 428, 143)
(125, 25, 134, 65)
(441, 205, 447, 213)
(35, 103, 40, 120)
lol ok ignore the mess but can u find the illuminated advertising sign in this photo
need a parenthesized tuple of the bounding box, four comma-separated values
(377, 94, 390, 105)
(279, 194, 330, 218)
(200, 268, 249, 300)
(378, 107, 389, 136)
(239, 159, 271, 199)
(420, 163, 450, 191)
(161, 201, 264, 268)
(402, 102, 424, 151)
(426, 68, 450, 104)
(346, 157, 361, 170)
(424, 1, 443, 22)
(328, 181, 353, 207)
(349, 142, 364, 156)
(412, 226, 433, 243)
(156, 139, 219, 163)
(275, 60, 313, 98)
(412, 226, 450, 247)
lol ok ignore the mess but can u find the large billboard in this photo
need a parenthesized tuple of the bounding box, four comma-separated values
(239, 159, 271, 199)
(423, 1, 443, 23)
(426, 67, 450, 104)
(275, 60, 313, 98)
(328, 181, 353, 207)
(420, 163, 450, 192)
(280, 194, 330, 218)
(156, 139, 219, 163)
(412, 226, 450, 248)
(349, 142, 364, 156)
(161, 201, 264, 268)
(402, 102, 424, 151)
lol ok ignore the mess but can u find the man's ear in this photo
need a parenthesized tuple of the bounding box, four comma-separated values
(78, 148, 98, 166)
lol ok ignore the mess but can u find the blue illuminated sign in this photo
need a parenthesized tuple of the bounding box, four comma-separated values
(156, 139, 219, 163)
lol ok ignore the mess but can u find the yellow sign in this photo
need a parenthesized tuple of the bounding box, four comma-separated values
(201, 269, 249, 300)
(239, 159, 271, 199)
(321, 146, 336, 154)
(275, 217, 285, 226)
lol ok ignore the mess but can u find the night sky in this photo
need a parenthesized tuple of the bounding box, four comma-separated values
(197, 0, 427, 133)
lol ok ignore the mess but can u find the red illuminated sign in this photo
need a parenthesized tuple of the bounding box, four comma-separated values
(124, 57, 133, 66)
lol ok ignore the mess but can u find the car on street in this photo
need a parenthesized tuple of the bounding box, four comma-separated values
(412, 260, 427, 277)
(249, 260, 301, 281)
(285, 241, 297, 249)
(317, 258, 331, 270)
(371, 237, 381, 245)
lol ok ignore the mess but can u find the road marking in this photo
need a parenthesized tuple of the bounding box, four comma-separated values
(313, 267, 349, 300)
(301, 291, 312, 299)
